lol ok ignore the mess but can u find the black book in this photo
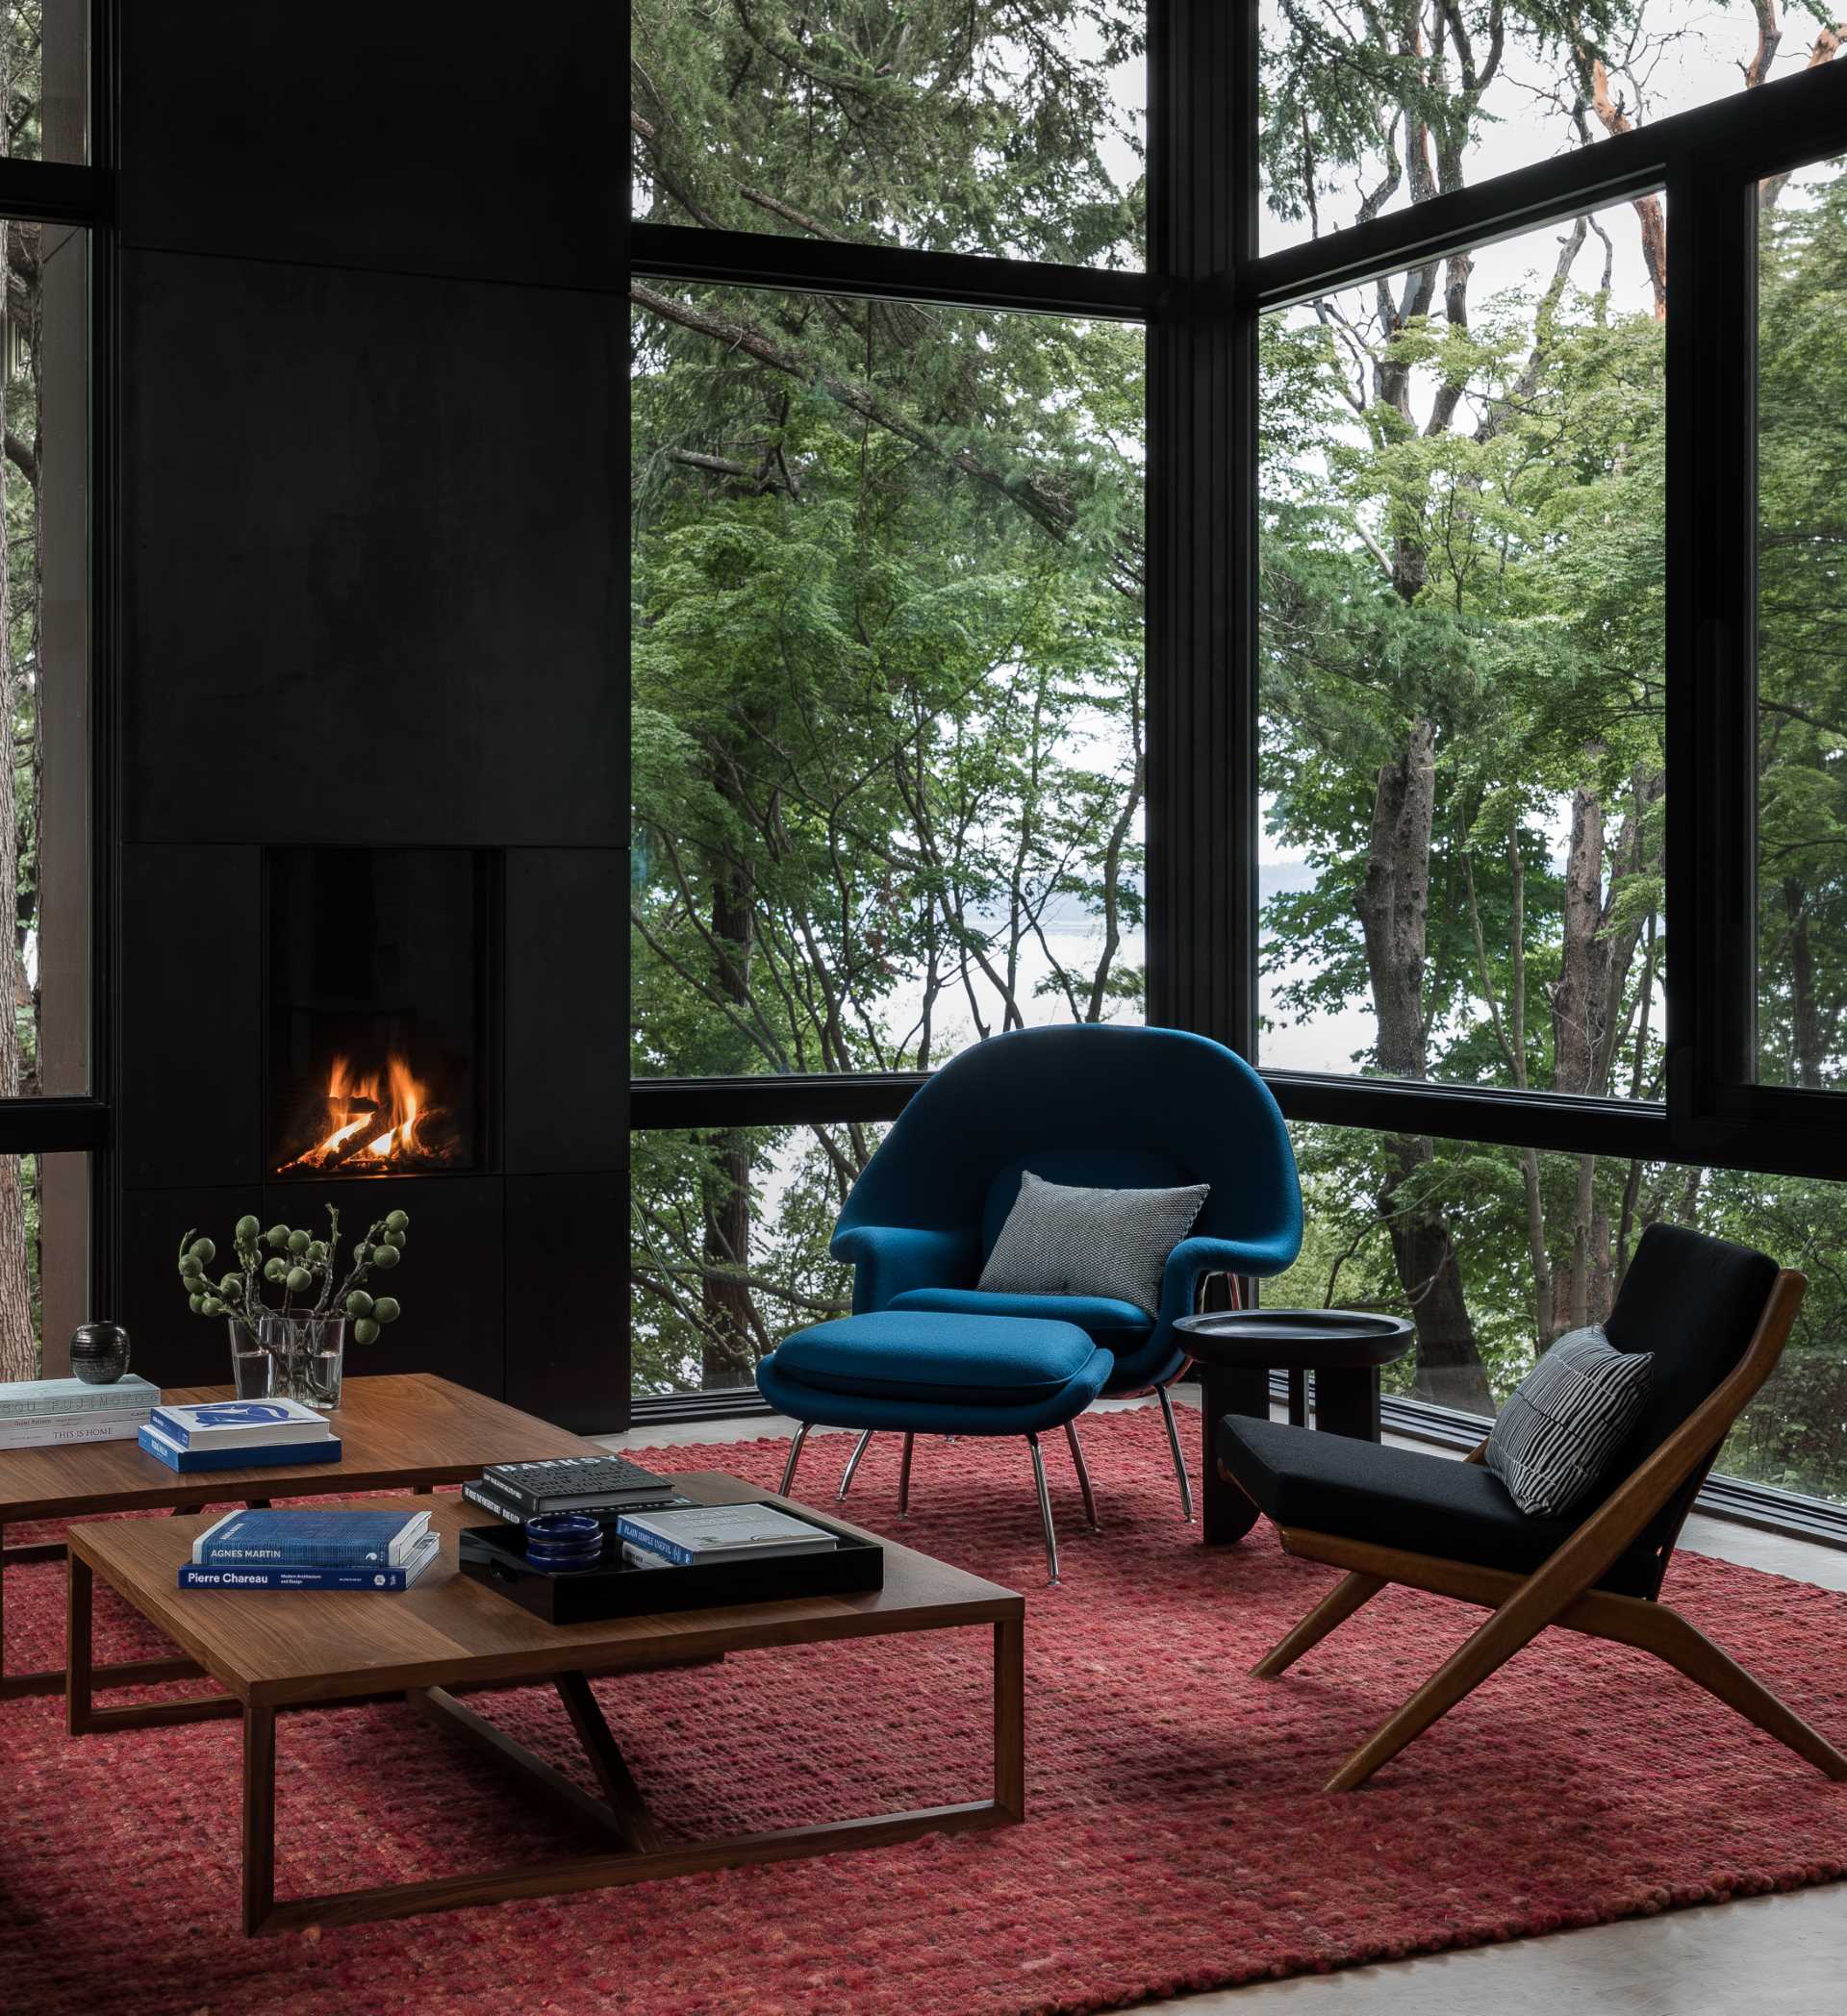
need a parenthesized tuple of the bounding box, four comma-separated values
(471, 1454, 686, 1518)
(461, 1478, 528, 1524)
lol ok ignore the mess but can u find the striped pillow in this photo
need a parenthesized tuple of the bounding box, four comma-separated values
(1485, 1325, 1654, 1518)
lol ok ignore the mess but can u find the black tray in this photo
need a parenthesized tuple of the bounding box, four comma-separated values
(457, 1502, 885, 1625)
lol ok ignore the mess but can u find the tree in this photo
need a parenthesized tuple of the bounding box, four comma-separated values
(629, 3, 1147, 1389)
(0, 8, 50, 1378)
(1254, 0, 1844, 1407)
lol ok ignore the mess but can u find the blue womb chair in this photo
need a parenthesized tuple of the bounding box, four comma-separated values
(757, 1025, 1303, 1574)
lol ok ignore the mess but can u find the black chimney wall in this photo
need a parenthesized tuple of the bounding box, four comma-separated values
(110, 8, 626, 1430)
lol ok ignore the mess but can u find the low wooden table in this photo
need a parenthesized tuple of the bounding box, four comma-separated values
(1, 1373, 595, 1701)
(65, 1477, 1025, 1934)
(1175, 1309, 1416, 1544)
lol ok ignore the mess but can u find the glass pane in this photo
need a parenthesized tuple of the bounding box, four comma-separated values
(629, 1, 1146, 269)
(630, 286, 1145, 1078)
(1272, 1122, 1847, 1505)
(0, 1149, 87, 1381)
(0, 2, 87, 163)
(630, 1124, 877, 1399)
(6, 218, 87, 1094)
(1258, 199, 1665, 1096)
(1756, 151, 1847, 1088)
(1261, 0, 1817, 254)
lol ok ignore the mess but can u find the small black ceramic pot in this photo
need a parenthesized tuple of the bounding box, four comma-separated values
(69, 1321, 132, 1384)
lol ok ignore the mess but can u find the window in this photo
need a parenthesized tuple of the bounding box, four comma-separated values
(630, 1, 1147, 269)
(1756, 149, 1847, 1090)
(1259, 0, 1826, 256)
(631, 1123, 875, 1398)
(0, 7, 99, 1384)
(0, 1149, 85, 1381)
(630, 3, 1847, 1540)
(1274, 1122, 1847, 1504)
(2, 2, 88, 164)
(1259, 198, 1665, 1098)
(630, 287, 1146, 1080)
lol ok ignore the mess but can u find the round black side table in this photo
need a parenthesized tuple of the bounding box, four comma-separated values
(1174, 1308, 1415, 1544)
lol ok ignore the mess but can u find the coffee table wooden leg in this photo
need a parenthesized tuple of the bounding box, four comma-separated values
(994, 1615, 1025, 1821)
(555, 1672, 664, 1852)
(252, 1625, 1027, 1936)
(64, 1544, 235, 1731)
(1199, 1362, 1265, 1545)
(64, 1549, 91, 1734)
(242, 1701, 277, 1937)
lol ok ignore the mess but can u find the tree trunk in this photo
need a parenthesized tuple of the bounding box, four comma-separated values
(1354, 720, 1493, 1410)
(1784, 876, 1823, 1087)
(699, 1131, 755, 1388)
(700, 820, 758, 1387)
(0, 213, 35, 1380)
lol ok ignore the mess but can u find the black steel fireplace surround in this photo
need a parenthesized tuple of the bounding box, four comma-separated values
(119, 841, 620, 1431)
(92, 10, 624, 1430)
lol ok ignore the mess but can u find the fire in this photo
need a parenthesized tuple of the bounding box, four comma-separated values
(279, 1052, 456, 1173)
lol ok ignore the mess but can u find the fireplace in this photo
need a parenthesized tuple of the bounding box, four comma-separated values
(266, 848, 492, 1181)
(118, 838, 620, 1432)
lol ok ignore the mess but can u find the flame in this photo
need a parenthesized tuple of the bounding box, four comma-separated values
(279, 1050, 454, 1173)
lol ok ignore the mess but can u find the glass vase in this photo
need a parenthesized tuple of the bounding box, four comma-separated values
(227, 1320, 270, 1399)
(258, 1313, 346, 1412)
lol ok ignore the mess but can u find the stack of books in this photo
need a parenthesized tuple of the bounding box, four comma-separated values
(462, 1452, 685, 1524)
(139, 1398, 342, 1474)
(0, 1374, 159, 1451)
(177, 1507, 439, 1591)
(617, 1502, 839, 1572)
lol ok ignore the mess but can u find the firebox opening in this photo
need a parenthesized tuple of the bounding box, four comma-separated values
(267, 847, 491, 1180)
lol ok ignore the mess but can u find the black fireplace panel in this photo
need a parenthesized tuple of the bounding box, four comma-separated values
(505, 846, 624, 1172)
(267, 847, 493, 1181)
(123, 1176, 507, 1399)
(120, 844, 264, 1192)
(504, 1172, 627, 1432)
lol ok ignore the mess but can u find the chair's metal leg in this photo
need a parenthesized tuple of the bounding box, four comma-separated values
(777, 1422, 812, 1499)
(1027, 1433, 1060, 1587)
(898, 1431, 915, 1519)
(836, 1428, 874, 1501)
(1064, 1418, 1100, 1531)
(1157, 1383, 1195, 1525)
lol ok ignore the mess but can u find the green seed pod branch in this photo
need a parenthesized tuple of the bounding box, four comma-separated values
(179, 1200, 411, 1343)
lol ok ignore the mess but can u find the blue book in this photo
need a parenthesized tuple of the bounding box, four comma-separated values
(150, 1399, 331, 1449)
(191, 1507, 430, 1570)
(177, 1533, 439, 1592)
(137, 1424, 342, 1474)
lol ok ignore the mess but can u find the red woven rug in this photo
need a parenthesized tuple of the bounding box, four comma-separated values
(4, 1413, 1847, 2016)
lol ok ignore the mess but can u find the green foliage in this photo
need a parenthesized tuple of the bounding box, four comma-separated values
(632, 1, 1145, 266)
(630, 3, 1151, 1389)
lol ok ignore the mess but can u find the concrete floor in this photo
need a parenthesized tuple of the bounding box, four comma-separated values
(604, 1394, 1847, 2014)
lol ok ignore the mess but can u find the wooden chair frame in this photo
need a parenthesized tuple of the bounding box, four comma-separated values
(1239, 1271, 1847, 1792)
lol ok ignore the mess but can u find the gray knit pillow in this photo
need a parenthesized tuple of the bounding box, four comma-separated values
(1485, 1325, 1654, 1518)
(977, 1171, 1209, 1318)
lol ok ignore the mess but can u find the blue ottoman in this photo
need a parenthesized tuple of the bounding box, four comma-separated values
(757, 1310, 1113, 1585)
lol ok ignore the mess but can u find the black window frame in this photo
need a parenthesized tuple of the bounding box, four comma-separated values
(0, 4, 116, 1340)
(626, 2, 1847, 1529)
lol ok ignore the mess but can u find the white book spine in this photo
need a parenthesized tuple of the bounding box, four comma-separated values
(0, 1413, 146, 1449)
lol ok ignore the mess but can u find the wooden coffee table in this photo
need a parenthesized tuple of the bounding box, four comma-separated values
(1, 1373, 595, 1702)
(65, 1476, 1025, 1935)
